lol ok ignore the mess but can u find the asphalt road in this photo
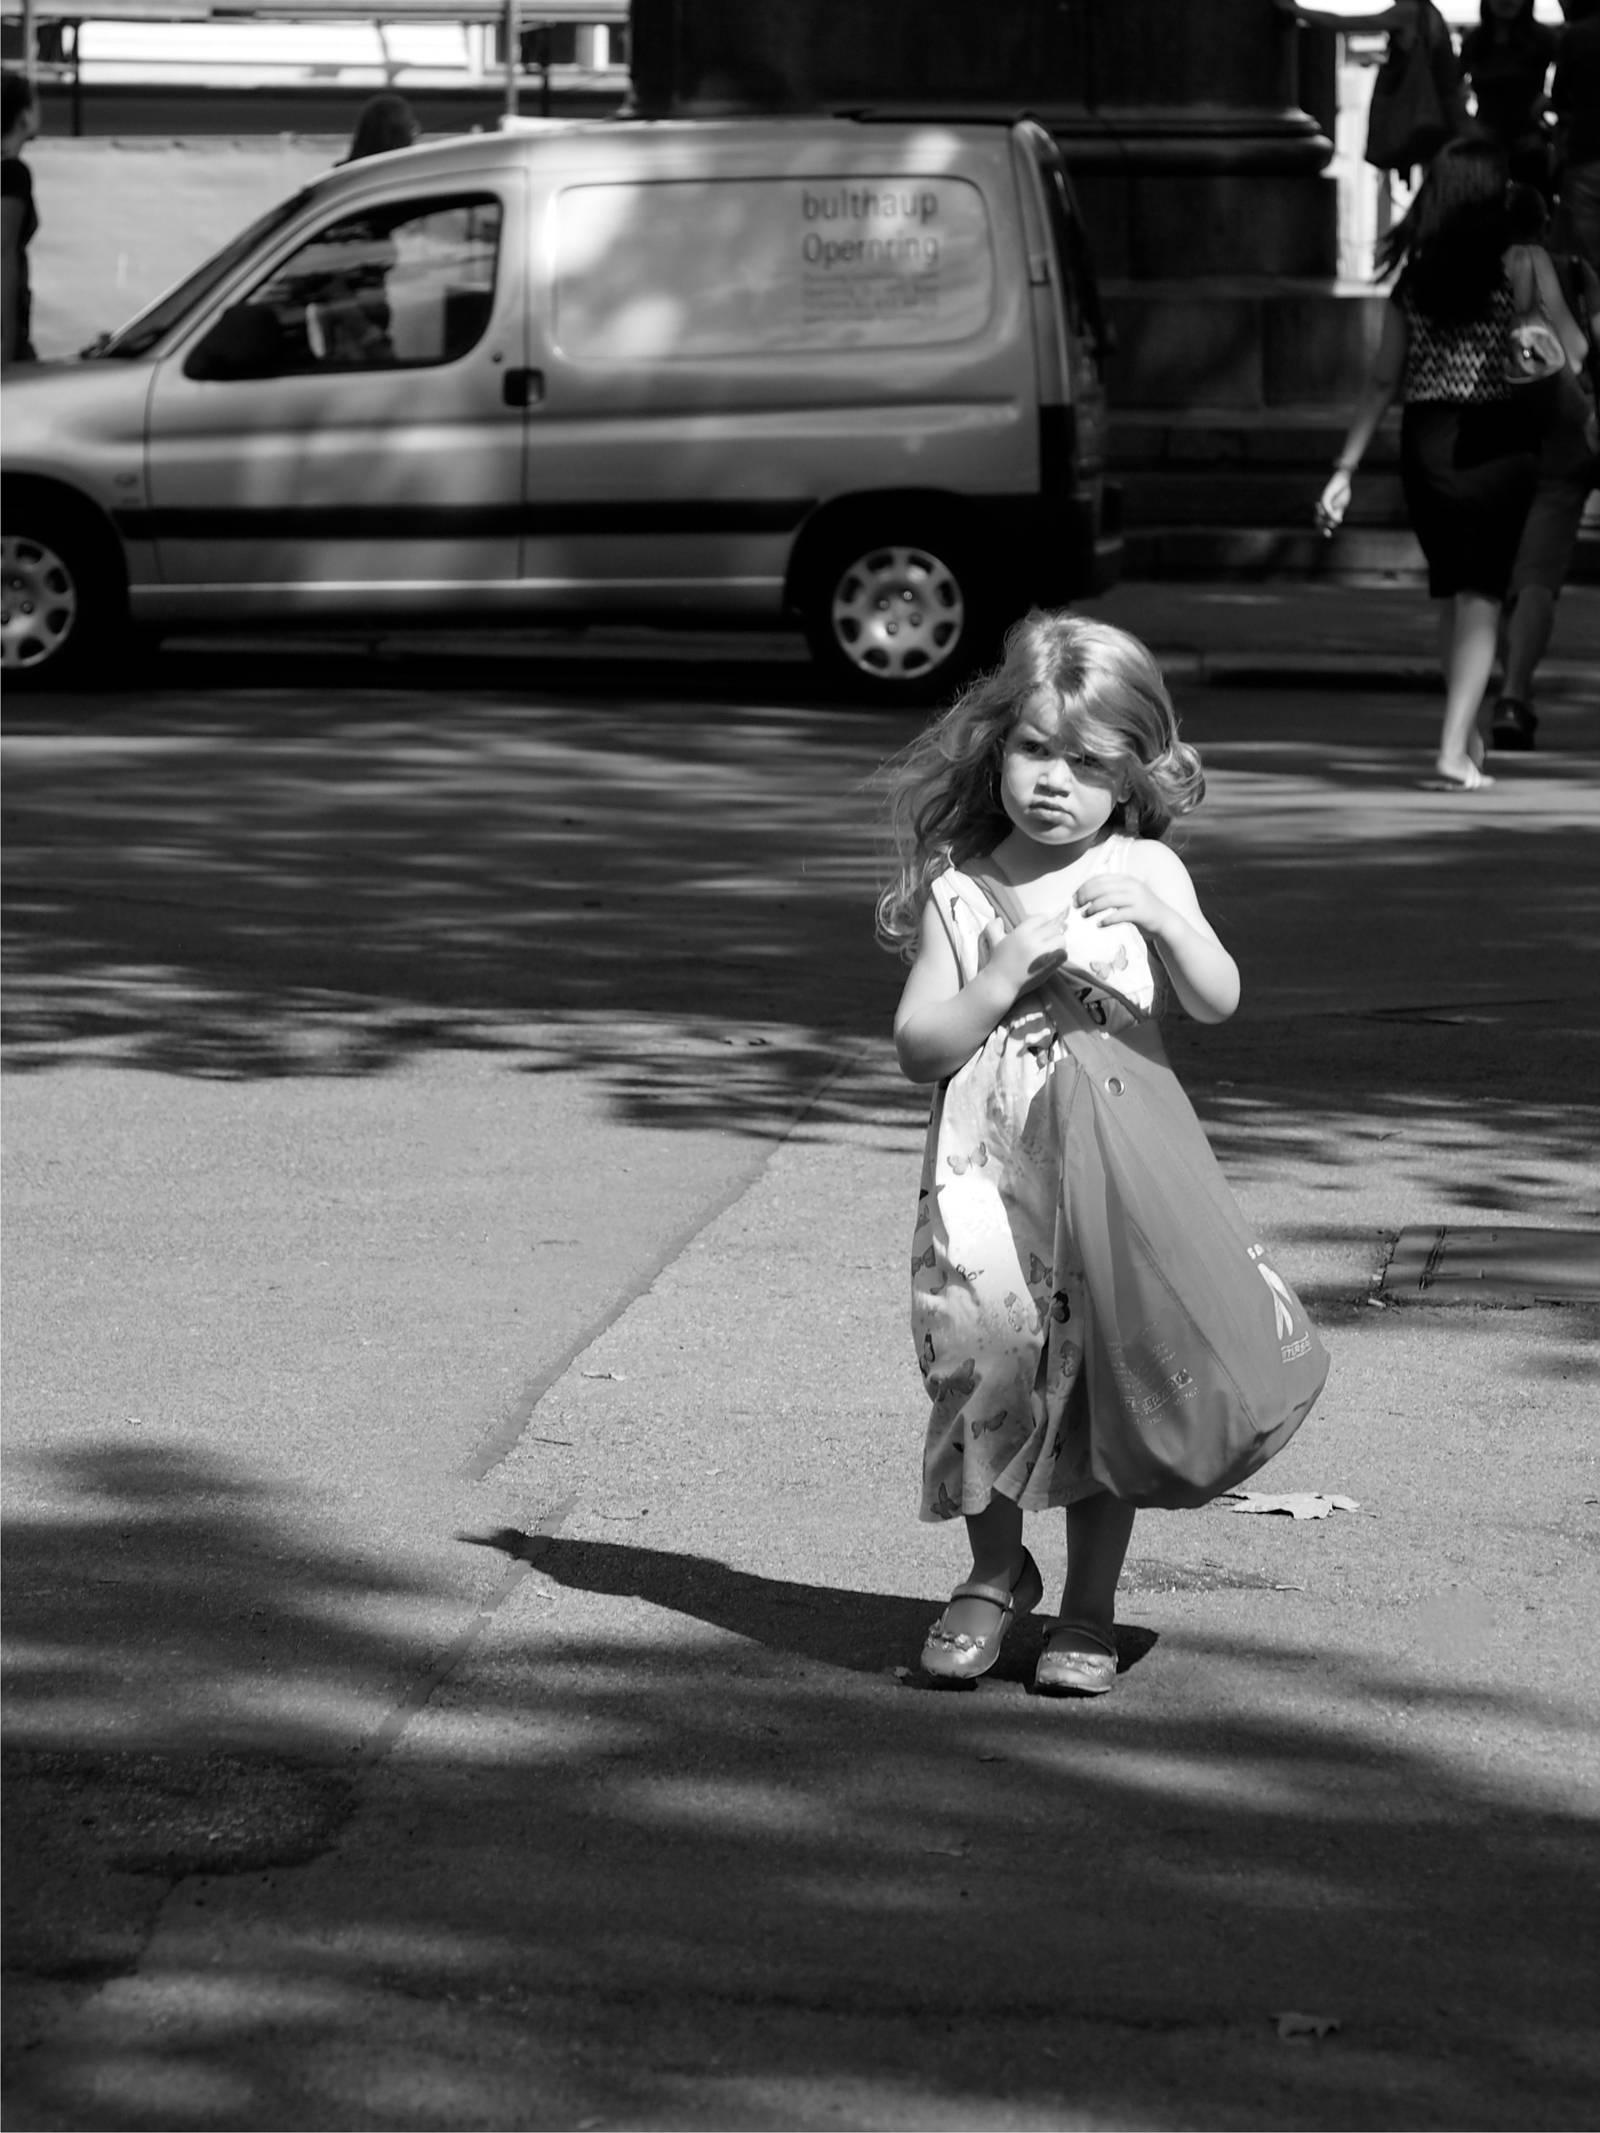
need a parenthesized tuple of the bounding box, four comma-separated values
(4, 635, 1598, 2130)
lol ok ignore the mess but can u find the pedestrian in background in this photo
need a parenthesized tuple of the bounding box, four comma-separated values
(341, 93, 420, 164)
(1552, 0, 1600, 272)
(1317, 139, 1550, 790)
(879, 616, 1267, 1698)
(1461, 0, 1561, 190)
(1491, 181, 1600, 748)
(1277, 1, 1467, 238)
(2, 68, 40, 364)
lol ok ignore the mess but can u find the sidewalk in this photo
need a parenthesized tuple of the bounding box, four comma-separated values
(1085, 579, 1600, 693)
(4, 657, 1598, 2131)
(261, 580, 1600, 698)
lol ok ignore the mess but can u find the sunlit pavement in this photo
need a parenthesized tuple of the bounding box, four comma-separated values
(3, 601, 1598, 2130)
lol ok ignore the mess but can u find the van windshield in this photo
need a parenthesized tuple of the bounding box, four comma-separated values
(89, 195, 312, 360)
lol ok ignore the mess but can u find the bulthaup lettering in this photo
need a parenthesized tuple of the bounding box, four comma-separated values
(802, 187, 941, 224)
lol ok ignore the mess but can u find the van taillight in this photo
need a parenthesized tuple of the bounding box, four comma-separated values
(1039, 406, 1078, 495)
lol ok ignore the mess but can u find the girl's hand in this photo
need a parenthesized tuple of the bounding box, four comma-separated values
(1073, 872, 1169, 937)
(1316, 470, 1351, 537)
(982, 913, 1068, 1000)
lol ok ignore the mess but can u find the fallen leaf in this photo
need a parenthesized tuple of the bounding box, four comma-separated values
(1222, 1492, 1360, 1520)
(1273, 2011, 1341, 2042)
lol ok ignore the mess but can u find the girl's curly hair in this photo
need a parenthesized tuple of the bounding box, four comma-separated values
(874, 610, 1204, 958)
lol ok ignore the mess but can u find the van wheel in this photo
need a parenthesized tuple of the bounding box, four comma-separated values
(1, 506, 126, 690)
(802, 528, 987, 706)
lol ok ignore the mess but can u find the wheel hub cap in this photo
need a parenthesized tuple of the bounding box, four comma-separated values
(830, 544, 964, 681)
(1, 534, 79, 671)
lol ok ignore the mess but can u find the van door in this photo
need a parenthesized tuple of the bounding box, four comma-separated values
(142, 177, 525, 613)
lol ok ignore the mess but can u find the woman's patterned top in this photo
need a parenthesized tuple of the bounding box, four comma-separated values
(1398, 270, 1516, 405)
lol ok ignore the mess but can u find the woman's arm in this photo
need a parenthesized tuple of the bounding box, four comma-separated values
(1528, 243, 1591, 369)
(893, 896, 1069, 1085)
(1317, 297, 1408, 532)
(1073, 843, 1241, 1026)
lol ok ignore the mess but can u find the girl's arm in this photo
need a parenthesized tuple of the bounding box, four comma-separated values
(893, 896, 1069, 1085)
(1316, 298, 1408, 533)
(1074, 843, 1241, 1025)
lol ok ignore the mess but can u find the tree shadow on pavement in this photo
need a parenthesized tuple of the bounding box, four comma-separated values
(4, 664, 1599, 1163)
(6, 1445, 1598, 2133)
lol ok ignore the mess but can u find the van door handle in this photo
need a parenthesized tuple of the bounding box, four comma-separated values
(502, 367, 544, 408)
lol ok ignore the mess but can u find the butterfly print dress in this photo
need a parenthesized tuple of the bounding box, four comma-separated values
(911, 843, 1164, 1523)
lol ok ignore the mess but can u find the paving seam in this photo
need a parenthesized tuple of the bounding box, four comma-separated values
(5, 1043, 882, 2076)
(454, 1038, 873, 1486)
(380, 1036, 874, 1764)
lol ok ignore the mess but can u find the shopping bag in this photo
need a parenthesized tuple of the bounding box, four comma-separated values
(971, 868, 1329, 1509)
(1364, 23, 1451, 175)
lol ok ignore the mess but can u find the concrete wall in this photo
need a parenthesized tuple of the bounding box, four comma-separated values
(24, 136, 345, 359)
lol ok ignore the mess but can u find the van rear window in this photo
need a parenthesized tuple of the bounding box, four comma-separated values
(552, 177, 994, 359)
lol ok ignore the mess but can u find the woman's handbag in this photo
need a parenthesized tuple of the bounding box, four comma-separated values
(972, 870, 1330, 1510)
(1504, 313, 1568, 387)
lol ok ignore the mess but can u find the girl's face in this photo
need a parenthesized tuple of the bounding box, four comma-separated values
(998, 700, 1125, 857)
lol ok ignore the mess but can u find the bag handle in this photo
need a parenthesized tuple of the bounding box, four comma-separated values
(965, 865, 1143, 1036)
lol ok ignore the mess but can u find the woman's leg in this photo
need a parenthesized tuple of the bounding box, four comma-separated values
(939, 1491, 1028, 1642)
(1499, 584, 1555, 707)
(1436, 592, 1501, 778)
(1048, 1490, 1137, 1657)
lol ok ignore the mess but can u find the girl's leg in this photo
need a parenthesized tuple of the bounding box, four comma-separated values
(1436, 592, 1501, 779)
(1049, 1490, 1137, 1657)
(939, 1491, 1028, 1644)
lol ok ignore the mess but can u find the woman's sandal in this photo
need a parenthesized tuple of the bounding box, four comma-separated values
(1033, 1619, 1119, 1698)
(920, 1548, 1044, 1685)
(1418, 762, 1496, 793)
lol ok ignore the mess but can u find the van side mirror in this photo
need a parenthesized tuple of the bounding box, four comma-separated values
(186, 303, 283, 381)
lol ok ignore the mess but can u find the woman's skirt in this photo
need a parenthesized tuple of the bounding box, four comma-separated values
(1400, 395, 1545, 600)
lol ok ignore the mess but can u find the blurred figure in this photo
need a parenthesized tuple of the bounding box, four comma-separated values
(1276, 2, 1467, 238)
(1461, 0, 1560, 190)
(1553, 0, 1600, 273)
(2, 68, 40, 364)
(1315, 139, 1549, 790)
(342, 93, 419, 164)
(1491, 182, 1600, 749)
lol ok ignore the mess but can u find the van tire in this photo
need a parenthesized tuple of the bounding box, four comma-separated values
(1, 496, 130, 691)
(799, 524, 991, 708)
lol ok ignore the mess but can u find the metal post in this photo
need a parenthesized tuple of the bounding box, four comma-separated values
(20, 0, 37, 81)
(503, 0, 519, 119)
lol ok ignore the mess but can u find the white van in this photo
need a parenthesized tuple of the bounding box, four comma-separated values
(1, 115, 1120, 702)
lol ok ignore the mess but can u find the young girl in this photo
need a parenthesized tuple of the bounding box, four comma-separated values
(878, 611, 1240, 1697)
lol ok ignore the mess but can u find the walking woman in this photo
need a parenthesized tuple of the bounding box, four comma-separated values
(2, 69, 39, 365)
(1317, 138, 1551, 790)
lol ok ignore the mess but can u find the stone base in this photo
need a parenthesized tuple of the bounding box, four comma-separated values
(1112, 407, 1600, 585)
(1103, 278, 1387, 412)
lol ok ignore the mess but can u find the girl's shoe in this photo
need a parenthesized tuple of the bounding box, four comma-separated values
(1033, 1620, 1119, 1697)
(1490, 697, 1537, 752)
(920, 1548, 1044, 1685)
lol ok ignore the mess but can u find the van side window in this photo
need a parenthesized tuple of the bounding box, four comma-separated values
(186, 195, 502, 381)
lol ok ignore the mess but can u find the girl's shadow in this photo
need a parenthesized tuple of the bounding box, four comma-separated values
(463, 1530, 1157, 1684)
